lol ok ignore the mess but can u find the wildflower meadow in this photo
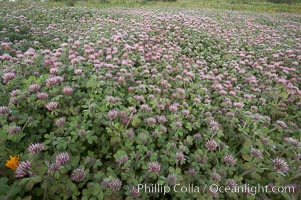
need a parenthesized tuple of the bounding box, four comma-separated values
(0, 2, 300, 200)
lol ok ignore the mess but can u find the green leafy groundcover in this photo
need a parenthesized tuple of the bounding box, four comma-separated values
(0, 3, 300, 200)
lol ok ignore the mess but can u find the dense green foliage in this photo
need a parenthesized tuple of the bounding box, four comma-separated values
(268, 0, 295, 3)
(0, 3, 300, 200)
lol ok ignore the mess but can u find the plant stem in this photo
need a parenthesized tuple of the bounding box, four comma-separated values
(43, 179, 48, 200)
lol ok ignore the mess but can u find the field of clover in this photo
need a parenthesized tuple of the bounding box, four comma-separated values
(0, 3, 301, 200)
